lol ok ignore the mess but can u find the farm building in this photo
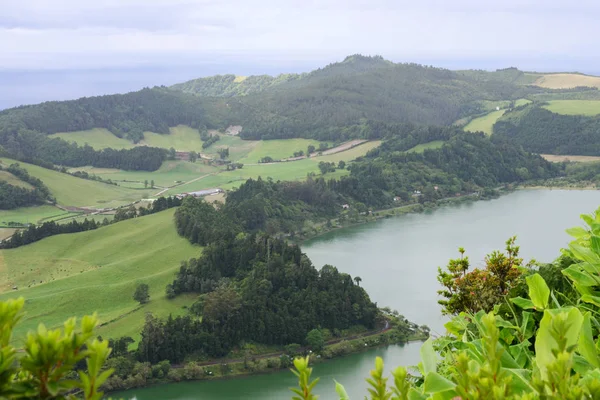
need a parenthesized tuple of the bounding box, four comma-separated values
(176, 188, 224, 199)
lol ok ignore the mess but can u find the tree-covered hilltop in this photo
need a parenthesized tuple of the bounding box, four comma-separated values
(0, 56, 554, 149)
(171, 73, 306, 97)
(494, 103, 600, 155)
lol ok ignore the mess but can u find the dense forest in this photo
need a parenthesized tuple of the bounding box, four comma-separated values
(135, 228, 379, 363)
(0, 163, 53, 209)
(494, 104, 600, 155)
(172, 73, 306, 97)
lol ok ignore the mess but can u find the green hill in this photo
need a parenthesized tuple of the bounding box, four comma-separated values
(0, 208, 200, 342)
(0, 158, 151, 208)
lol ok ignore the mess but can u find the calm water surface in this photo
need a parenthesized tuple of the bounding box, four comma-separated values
(120, 190, 600, 400)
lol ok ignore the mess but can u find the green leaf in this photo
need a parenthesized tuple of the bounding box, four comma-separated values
(562, 266, 599, 287)
(510, 297, 535, 310)
(591, 235, 600, 254)
(423, 372, 456, 394)
(570, 243, 600, 265)
(566, 226, 589, 239)
(503, 368, 535, 393)
(578, 313, 600, 368)
(420, 338, 437, 375)
(535, 308, 584, 380)
(334, 380, 350, 400)
(408, 388, 428, 400)
(581, 295, 600, 307)
(526, 274, 549, 310)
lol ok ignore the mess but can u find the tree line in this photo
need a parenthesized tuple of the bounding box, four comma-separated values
(494, 104, 600, 155)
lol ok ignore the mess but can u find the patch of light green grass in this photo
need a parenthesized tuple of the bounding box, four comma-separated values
(0, 205, 67, 225)
(542, 100, 600, 116)
(0, 171, 34, 189)
(317, 141, 381, 163)
(141, 125, 205, 152)
(238, 139, 330, 163)
(0, 158, 152, 208)
(0, 209, 200, 343)
(515, 99, 532, 107)
(405, 141, 445, 153)
(464, 110, 506, 135)
(49, 128, 135, 150)
(72, 161, 222, 189)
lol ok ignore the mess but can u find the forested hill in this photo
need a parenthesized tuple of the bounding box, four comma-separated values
(175, 56, 546, 140)
(494, 104, 600, 155)
(0, 55, 553, 149)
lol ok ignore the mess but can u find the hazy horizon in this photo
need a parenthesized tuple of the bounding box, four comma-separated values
(3, 0, 600, 109)
(2, 55, 600, 110)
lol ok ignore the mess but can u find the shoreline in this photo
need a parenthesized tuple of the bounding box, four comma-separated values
(109, 328, 428, 395)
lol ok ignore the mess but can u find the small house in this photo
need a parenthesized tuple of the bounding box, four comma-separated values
(342, 204, 350, 210)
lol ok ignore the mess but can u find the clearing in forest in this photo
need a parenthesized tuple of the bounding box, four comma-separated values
(464, 110, 506, 135)
(530, 73, 600, 89)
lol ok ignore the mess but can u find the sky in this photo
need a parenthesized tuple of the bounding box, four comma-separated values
(1, 0, 600, 108)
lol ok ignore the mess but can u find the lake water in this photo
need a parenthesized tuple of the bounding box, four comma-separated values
(119, 189, 600, 399)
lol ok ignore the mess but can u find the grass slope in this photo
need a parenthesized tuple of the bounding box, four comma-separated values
(0, 205, 74, 226)
(530, 73, 600, 89)
(464, 110, 506, 135)
(405, 141, 445, 153)
(71, 161, 221, 189)
(237, 139, 329, 163)
(0, 209, 200, 342)
(542, 100, 600, 116)
(49, 128, 135, 150)
(0, 158, 151, 208)
(0, 171, 33, 189)
(141, 125, 205, 152)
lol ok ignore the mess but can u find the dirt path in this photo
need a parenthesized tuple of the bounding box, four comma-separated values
(313, 139, 368, 157)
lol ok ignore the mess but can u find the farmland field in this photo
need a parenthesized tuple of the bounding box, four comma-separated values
(140, 125, 205, 152)
(237, 139, 329, 163)
(71, 161, 222, 189)
(164, 141, 379, 195)
(464, 109, 506, 135)
(49, 128, 135, 150)
(541, 154, 600, 163)
(0, 205, 70, 225)
(542, 100, 600, 116)
(405, 140, 445, 153)
(530, 73, 600, 89)
(0, 208, 200, 343)
(0, 158, 151, 207)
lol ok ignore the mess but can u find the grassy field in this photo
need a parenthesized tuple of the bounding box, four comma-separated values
(141, 125, 205, 152)
(464, 110, 506, 135)
(530, 73, 600, 89)
(541, 154, 600, 163)
(71, 161, 221, 189)
(202, 134, 259, 162)
(515, 99, 532, 107)
(0, 205, 71, 225)
(164, 141, 380, 195)
(0, 209, 201, 343)
(0, 171, 34, 189)
(405, 141, 445, 153)
(0, 228, 16, 241)
(237, 139, 329, 163)
(542, 100, 600, 116)
(49, 128, 135, 150)
(0, 158, 151, 208)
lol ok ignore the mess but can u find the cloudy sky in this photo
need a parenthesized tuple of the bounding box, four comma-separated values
(1, 0, 599, 107)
